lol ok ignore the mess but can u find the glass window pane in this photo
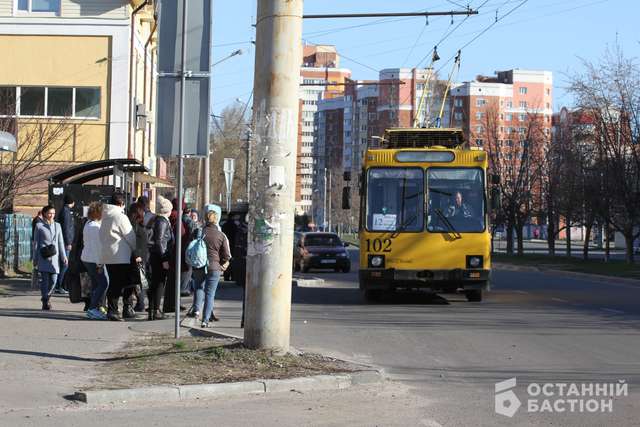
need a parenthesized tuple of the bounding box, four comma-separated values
(426, 168, 485, 233)
(17, 0, 28, 11)
(31, 0, 59, 12)
(367, 168, 424, 232)
(47, 87, 73, 117)
(75, 88, 100, 118)
(0, 87, 17, 115)
(20, 87, 45, 116)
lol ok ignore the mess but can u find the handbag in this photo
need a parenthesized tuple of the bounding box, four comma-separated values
(127, 260, 149, 290)
(39, 223, 58, 258)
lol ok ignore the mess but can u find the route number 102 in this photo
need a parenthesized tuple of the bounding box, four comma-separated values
(365, 238, 392, 252)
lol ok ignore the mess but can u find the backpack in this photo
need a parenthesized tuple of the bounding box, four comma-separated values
(185, 228, 208, 269)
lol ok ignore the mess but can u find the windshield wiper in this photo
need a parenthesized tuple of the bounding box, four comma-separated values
(389, 214, 418, 238)
(434, 208, 461, 239)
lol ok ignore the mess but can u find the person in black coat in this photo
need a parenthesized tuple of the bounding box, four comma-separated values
(54, 194, 75, 294)
(148, 197, 174, 320)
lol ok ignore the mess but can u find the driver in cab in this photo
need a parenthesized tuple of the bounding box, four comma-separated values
(446, 191, 472, 220)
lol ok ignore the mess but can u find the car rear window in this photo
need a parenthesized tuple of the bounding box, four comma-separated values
(305, 235, 342, 247)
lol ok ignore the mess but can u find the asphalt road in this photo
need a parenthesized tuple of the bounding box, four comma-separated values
(227, 248, 640, 426)
(2, 248, 639, 426)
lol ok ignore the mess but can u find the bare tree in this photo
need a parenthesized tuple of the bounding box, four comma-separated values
(478, 101, 546, 255)
(569, 44, 640, 263)
(0, 100, 76, 212)
(208, 103, 250, 206)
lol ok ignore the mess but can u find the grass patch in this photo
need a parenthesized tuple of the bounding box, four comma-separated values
(94, 334, 356, 390)
(493, 253, 640, 280)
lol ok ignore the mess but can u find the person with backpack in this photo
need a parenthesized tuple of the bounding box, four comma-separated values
(148, 196, 174, 320)
(190, 204, 230, 327)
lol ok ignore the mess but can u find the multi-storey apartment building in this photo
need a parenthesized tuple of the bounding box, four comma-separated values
(298, 44, 350, 214)
(449, 69, 553, 147)
(0, 0, 162, 212)
(377, 68, 450, 131)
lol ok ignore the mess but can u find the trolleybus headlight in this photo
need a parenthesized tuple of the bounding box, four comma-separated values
(467, 256, 482, 268)
(370, 255, 384, 268)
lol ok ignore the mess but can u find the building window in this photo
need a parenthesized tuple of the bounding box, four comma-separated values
(519, 101, 527, 109)
(518, 127, 526, 134)
(16, 0, 60, 14)
(454, 98, 463, 107)
(475, 139, 484, 146)
(475, 111, 484, 120)
(505, 113, 512, 121)
(47, 87, 73, 117)
(476, 98, 487, 107)
(546, 88, 550, 96)
(0, 86, 103, 119)
(475, 125, 483, 134)
(20, 87, 45, 116)
(506, 100, 513, 108)
(0, 86, 17, 115)
(518, 113, 526, 122)
(454, 112, 463, 121)
(416, 83, 425, 91)
(546, 102, 550, 109)
(519, 87, 528, 94)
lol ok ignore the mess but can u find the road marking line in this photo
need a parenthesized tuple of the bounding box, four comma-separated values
(551, 297, 568, 303)
(513, 290, 529, 294)
(601, 308, 625, 314)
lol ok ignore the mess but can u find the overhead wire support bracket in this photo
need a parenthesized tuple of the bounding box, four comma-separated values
(302, 10, 478, 19)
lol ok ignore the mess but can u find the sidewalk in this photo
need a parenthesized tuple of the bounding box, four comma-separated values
(0, 278, 249, 414)
(0, 278, 137, 413)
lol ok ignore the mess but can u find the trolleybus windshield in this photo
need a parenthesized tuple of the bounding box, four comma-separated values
(426, 168, 485, 233)
(366, 168, 424, 232)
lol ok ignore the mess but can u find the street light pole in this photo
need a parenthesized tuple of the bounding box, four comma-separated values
(323, 168, 327, 231)
(328, 169, 332, 232)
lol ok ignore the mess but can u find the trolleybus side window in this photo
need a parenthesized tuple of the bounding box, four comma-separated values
(366, 168, 424, 232)
(426, 168, 485, 233)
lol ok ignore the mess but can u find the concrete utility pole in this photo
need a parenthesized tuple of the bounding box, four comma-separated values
(244, 0, 303, 352)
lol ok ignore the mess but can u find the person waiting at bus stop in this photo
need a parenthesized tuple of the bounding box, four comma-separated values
(99, 193, 139, 321)
(33, 205, 67, 310)
(193, 204, 230, 328)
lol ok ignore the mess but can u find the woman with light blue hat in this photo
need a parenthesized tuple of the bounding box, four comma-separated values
(190, 204, 231, 326)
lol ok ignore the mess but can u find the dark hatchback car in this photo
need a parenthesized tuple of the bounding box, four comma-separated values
(293, 232, 351, 273)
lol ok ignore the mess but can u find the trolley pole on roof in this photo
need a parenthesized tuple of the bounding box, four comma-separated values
(244, 0, 303, 352)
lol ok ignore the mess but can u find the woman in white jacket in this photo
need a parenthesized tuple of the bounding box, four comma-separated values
(99, 193, 139, 321)
(81, 202, 108, 320)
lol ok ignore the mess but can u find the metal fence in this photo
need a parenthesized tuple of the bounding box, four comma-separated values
(0, 213, 33, 275)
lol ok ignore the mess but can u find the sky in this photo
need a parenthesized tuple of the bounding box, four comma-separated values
(210, 0, 640, 116)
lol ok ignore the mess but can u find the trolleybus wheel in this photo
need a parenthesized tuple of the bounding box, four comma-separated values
(465, 289, 483, 302)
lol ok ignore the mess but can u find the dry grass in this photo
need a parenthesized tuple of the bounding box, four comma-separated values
(94, 333, 355, 390)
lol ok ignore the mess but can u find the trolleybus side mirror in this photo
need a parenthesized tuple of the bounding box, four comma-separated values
(342, 187, 351, 210)
(491, 188, 502, 211)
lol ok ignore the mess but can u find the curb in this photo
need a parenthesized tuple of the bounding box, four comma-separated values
(494, 263, 640, 285)
(73, 370, 384, 405)
(292, 276, 325, 287)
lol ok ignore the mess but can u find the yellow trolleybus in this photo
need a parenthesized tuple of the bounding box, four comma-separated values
(354, 128, 495, 302)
